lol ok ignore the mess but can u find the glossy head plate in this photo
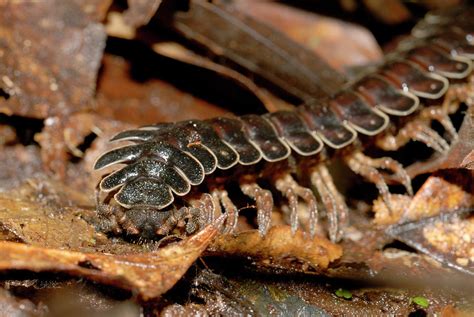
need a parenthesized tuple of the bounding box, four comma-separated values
(94, 143, 205, 186)
(101, 159, 190, 196)
(265, 111, 323, 156)
(115, 178, 174, 209)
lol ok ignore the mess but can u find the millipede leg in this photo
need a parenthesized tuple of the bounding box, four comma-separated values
(310, 164, 348, 242)
(419, 106, 458, 141)
(442, 76, 474, 114)
(281, 186, 299, 235)
(240, 181, 273, 236)
(346, 153, 392, 212)
(353, 152, 413, 196)
(157, 207, 188, 236)
(184, 207, 202, 234)
(189, 193, 217, 228)
(376, 121, 450, 153)
(274, 174, 318, 237)
(295, 186, 318, 238)
(317, 165, 349, 230)
(118, 209, 140, 235)
(412, 125, 450, 153)
(211, 188, 239, 234)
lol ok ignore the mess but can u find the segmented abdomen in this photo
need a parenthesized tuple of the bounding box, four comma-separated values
(94, 8, 474, 212)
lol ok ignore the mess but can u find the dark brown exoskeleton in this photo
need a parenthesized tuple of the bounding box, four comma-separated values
(94, 7, 474, 242)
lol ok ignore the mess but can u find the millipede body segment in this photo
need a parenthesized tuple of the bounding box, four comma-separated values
(94, 7, 474, 241)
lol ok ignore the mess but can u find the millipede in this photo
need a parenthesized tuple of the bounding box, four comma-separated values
(94, 7, 474, 242)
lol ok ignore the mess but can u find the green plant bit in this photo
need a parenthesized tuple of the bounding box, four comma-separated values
(335, 288, 352, 300)
(410, 296, 429, 308)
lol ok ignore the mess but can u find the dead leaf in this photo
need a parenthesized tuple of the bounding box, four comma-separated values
(373, 194, 412, 226)
(152, 42, 291, 112)
(95, 53, 228, 125)
(208, 226, 342, 272)
(235, 0, 383, 72)
(123, 0, 162, 28)
(387, 211, 474, 275)
(423, 215, 474, 269)
(169, 0, 345, 100)
(74, 0, 114, 22)
(35, 111, 132, 179)
(374, 170, 474, 225)
(0, 145, 43, 191)
(0, 194, 101, 250)
(0, 0, 106, 118)
(362, 0, 411, 24)
(461, 150, 474, 170)
(405, 104, 474, 178)
(0, 216, 223, 300)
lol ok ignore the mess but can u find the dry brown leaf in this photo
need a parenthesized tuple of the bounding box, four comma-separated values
(440, 305, 474, 317)
(423, 215, 474, 269)
(123, 0, 162, 28)
(35, 111, 132, 179)
(419, 0, 462, 9)
(374, 171, 474, 225)
(373, 194, 412, 226)
(235, 0, 383, 72)
(405, 104, 474, 178)
(0, 0, 105, 118)
(362, 0, 411, 24)
(403, 171, 474, 222)
(0, 216, 223, 300)
(387, 211, 474, 275)
(0, 194, 101, 250)
(74, 0, 114, 22)
(208, 226, 342, 272)
(461, 150, 474, 170)
(152, 42, 292, 113)
(0, 145, 43, 191)
(95, 54, 228, 125)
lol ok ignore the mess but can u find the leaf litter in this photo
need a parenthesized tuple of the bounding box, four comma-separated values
(0, 0, 473, 315)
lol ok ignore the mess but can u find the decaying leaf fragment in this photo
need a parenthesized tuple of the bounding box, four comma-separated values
(0, 194, 100, 250)
(208, 226, 342, 272)
(461, 150, 474, 170)
(423, 215, 474, 269)
(0, 216, 223, 300)
(168, 0, 345, 101)
(362, 0, 411, 24)
(405, 104, 474, 178)
(123, 0, 162, 28)
(0, 0, 106, 118)
(387, 211, 474, 275)
(95, 53, 228, 125)
(374, 170, 474, 225)
(234, 0, 383, 72)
